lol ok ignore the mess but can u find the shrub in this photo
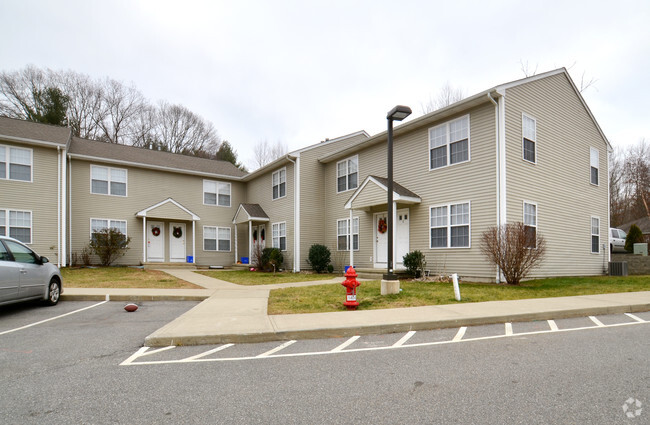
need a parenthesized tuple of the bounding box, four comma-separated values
(480, 222, 546, 285)
(625, 224, 645, 252)
(260, 247, 284, 272)
(88, 228, 131, 266)
(307, 244, 331, 273)
(403, 250, 427, 278)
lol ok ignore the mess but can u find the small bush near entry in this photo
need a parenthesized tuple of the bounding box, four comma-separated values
(88, 228, 131, 266)
(307, 244, 331, 273)
(403, 250, 427, 278)
(261, 247, 284, 272)
(625, 224, 645, 252)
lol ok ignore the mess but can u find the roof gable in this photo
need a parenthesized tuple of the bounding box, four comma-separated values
(136, 198, 200, 221)
(345, 175, 421, 210)
(233, 203, 270, 224)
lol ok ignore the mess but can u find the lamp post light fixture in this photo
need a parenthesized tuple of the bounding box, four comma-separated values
(383, 105, 411, 286)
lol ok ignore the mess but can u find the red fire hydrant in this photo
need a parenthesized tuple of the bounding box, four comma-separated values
(342, 266, 360, 310)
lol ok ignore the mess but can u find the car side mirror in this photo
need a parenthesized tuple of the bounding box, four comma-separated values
(40, 256, 49, 264)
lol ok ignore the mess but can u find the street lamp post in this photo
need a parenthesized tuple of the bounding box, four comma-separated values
(383, 105, 411, 288)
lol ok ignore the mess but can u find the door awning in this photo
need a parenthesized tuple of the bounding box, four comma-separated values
(344, 175, 421, 210)
(233, 203, 270, 224)
(135, 198, 200, 221)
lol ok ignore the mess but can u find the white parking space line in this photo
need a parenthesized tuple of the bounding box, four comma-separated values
(183, 344, 234, 361)
(589, 316, 605, 327)
(0, 301, 108, 336)
(257, 340, 296, 357)
(625, 313, 645, 323)
(119, 346, 175, 366)
(505, 323, 513, 336)
(452, 327, 467, 342)
(393, 331, 416, 347)
(547, 320, 559, 331)
(332, 336, 360, 352)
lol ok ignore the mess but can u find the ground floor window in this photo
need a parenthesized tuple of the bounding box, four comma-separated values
(204, 226, 231, 251)
(0, 209, 32, 244)
(272, 222, 286, 251)
(90, 218, 127, 242)
(591, 216, 600, 254)
(523, 201, 537, 248)
(337, 217, 359, 251)
(430, 202, 470, 248)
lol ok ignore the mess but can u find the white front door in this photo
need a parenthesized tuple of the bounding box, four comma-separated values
(374, 212, 388, 266)
(258, 225, 266, 250)
(396, 209, 410, 268)
(169, 222, 186, 262)
(374, 209, 409, 268)
(147, 221, 164, 262)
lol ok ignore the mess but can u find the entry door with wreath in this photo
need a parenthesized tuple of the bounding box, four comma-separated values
(147, 221, 164, 262)
(170, 222, 186, 262)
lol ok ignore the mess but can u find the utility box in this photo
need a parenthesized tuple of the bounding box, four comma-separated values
(633, 243, 648, 256)
(608, 261, 628, 276)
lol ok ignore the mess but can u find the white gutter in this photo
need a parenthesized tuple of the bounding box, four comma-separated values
(61, 145, 67, 267)
(57, 146, 61, 267)
(286, 154, 300, 272)
(488, 90, 507, 283)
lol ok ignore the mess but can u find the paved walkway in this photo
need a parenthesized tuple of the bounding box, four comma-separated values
(61, 269, 650, 347)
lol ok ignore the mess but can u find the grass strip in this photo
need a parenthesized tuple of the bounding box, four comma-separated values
(61, 267, 203, 289)
(196, 270, 337, 285)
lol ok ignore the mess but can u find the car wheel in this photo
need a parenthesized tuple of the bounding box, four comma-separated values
(46, 279, 61, 306)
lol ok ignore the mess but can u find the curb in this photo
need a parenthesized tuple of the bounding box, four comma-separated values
(61, 294, 210, 302)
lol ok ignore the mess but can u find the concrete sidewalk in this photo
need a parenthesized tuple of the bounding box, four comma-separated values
(61, 269, 650, 347)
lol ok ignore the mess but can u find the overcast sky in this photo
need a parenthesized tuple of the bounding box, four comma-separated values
(1, 0, 648, 168)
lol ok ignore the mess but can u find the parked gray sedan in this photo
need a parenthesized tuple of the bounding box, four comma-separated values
(0, 236, 63, 306)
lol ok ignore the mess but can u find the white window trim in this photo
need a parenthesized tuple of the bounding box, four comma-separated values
(203, 179, 232, 207)
(428, 114, 471, 171)
(429, 201, 471, 249)
(337, 217, 359, 251)
(1, 208, 33, 244)
(272, 221, 287, 251)
(90, 165, 128, 197)
(89, 218, 128, 239)
(203, 226, 231, 252)
(591, 216, 600, 254)
(272, 167, 287, 200)
(522, 113, 537, 164)
(336, 155, 359, 193)
(590, 147, 599, 186)
(0, 145, 33, 182)
(523, 200, 538, 248)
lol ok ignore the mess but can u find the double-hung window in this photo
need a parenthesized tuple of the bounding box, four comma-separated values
(429, 202, 470, 248)
(91, 165, 127, 196)
(523, 114, 537, 163)
(272, 222, 286, 251)
(337, 217, 359, 251)
(272, 168, 286, 200)
(203, 226, 231, 251)
(429, 115, 469, 170)
(523, 201, 537, 248)
(591, 217, 600, 254)
(0, 209, 32, 243)
(90, 218, 127, 242)
(337, 156, 358, 192)
(203, 180, 231, 207)
(590, 148, 599, 185)
(0, 145, 32, 181)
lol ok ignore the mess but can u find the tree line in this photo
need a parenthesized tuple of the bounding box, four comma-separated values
(610, 139, 650, 227)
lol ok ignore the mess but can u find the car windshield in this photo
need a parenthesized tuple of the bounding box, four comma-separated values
(619, 230, 627, 238)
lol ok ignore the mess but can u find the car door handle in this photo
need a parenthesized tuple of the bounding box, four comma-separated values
(20, 269, 27, 274)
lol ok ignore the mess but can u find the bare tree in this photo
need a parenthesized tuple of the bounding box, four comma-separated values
(57, 70, 104, 139)
(609, 146, 629, 226)
(251, 139, 288, 169)
(421, 82, 465, 114)
(94, 78, 147, 144)
(480, 222, 547, 285)
(153, 101, 221, 155)
(624, 139, 650, 221)
(0, 65, 49, 120)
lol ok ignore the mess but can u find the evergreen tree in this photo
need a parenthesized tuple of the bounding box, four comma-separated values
(216, 141, 246, 171)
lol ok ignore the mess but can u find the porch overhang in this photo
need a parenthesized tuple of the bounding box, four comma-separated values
(232, 203, 270, 224)
(135, 197, 200, 221)
(344, 175, 421, 210)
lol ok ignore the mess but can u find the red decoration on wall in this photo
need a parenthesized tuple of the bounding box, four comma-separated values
(378, 218, 387, 234)
(151, 226, 161, 237)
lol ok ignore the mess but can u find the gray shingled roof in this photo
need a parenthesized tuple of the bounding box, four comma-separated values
(0, 116, 71, 145)
(369, 175, 420, 199)
(68, 137, 247, 179)
(240, 203, 269, 219)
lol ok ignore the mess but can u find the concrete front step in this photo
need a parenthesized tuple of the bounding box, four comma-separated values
(143, 262, 197, 270)
(352, 268, 410, 280)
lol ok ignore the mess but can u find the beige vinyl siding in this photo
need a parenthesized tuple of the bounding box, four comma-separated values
(298, 134, 368, 270)
(1, 141, 60, 257)
(352, 181, 387, 209)
(504, 73, 609, 278)
(323, 103, 498, 279)
(69, 159, 244, 266)
(243, 162, 295, 267)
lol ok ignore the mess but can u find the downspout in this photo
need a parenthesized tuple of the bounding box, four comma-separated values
(286, 155, 300, 272)
(61, 145, 67, 267)
(488, 91, 506, 283)
(57, 146, 61, 267)
(68, 155, 72, 264)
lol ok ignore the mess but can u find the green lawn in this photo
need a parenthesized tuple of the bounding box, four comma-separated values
(196, 270, 337, 285)
(61, 267, 203, 289)
(268, 275, 650, 314)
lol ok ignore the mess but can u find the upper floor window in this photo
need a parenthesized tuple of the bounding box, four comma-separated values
(90, 218, 127, 242)
(0, 209, 32, 244)
(337, 217, 359, 251)
(429, 115, 470, 170)
(91, 165, 127, 196)
(204, 226, 231, 251)
(591, 216, 600, 254)
(272, 168, 286, 200)
(337, 156, 358, 193)
(0, 145, 32, 182)
(522, 114, 537, 163)
(590, 147, 599, 185)
(272, 222, 287, 251)
(430, 202, 470, 248)
(523, 201, 537, 248)
(203, 180, 231, 207)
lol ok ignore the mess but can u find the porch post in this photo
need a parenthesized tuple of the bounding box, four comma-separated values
(234, 223, 238, 264)
(248, 221, 252, 265)
(142, 216, 147, 264)
(349, 208, 354, 267)
(392, 201, 397, 268)
(192, 221, 196, 263)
